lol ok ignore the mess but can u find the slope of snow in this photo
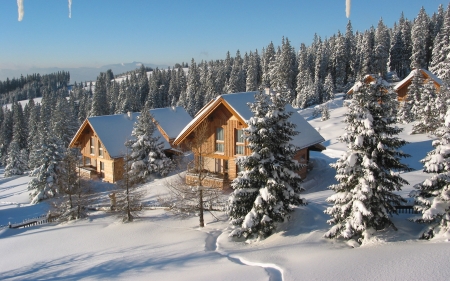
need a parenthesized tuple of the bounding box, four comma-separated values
(1, 94, 449, 280)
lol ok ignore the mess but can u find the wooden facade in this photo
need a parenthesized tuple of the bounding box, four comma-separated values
(69, 120, 125, 183)
(395, 69, 442, 102)
(174, 93, 324, 189)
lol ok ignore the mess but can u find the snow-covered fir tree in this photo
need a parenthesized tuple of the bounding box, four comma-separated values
(323, 72, 335, 102)
(373, 18, 390, 77)
(90, 72, 109, 116)
(125, 103, 173, 184)
(28, 130, 65, 204)
(321, 103, 330, 121)
(410, 7, 431, 69)
(4, 141, 28, 177)
(410, 110, 450, 238)
(324, 78, 411, 243)
(227, 90, 305, 239)
(396, 100, 414, 124)
(409, 69, 425, 121)
(412, 81, 440, 134)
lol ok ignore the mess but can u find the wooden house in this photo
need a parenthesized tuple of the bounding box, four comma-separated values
(69, 107, 192, 183)
(346, 74, 378, 96)
(346, 74, 390, 96)
(394, 69, 442, 101)
(173, 91, 325, 189)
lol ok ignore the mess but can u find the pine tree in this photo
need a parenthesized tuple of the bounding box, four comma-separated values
(90, 72, 109, 116)
(227, 91, 305, 239)
(125, 104, 173, 184)
(410, 110, 450, 238)
(270, 37, 297, 102)
(409, 70, 425, 121)
(334, 31, 348, 91)
(28, 131, 65, 204)
(12, 102, 27, 150)
(412, 81, 440, 134)
(430, 3, 450, 80)
(56, 148, 91, 220)
(116, 150, 144, 222)
(0, 107, 13, 165)
(323, 72, 335, 102)
(361, 27, 375, 75)
(225, 50, 245, 94)
(411, 7, 431, 69)
(324, 78, 411, 243)
(4, 141, 28, 177)
(373, 18, 390, 77)
(320, 103, 330, 121)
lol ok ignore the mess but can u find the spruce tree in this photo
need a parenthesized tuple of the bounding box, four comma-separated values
(412, 81, 440, 134)
(411, 109, 450, 238)
(411, 7, 431, 69)
(324, 78, 411, 243)
(28, 127, 65, 204)
(4, 141, 28, 177)
(409, 70, 424, 121)
(125, 104, 173, 184)
(90, 72, 109, 116)
(227, 91, 305, 239)
(373, 18, 390, 77)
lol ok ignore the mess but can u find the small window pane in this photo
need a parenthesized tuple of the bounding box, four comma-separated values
(236, 145, 244, 155)
(236, 129, 244, 143)
(216, 143, 224, 152)
(216, 128, 224, 141)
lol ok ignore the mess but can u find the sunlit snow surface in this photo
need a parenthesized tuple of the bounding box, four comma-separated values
(1, 94, 450, 280)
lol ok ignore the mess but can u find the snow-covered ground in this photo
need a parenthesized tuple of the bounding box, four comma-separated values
(1, 95, 449, 280)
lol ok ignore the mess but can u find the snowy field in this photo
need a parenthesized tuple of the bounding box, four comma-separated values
(1, 94, 450, 280)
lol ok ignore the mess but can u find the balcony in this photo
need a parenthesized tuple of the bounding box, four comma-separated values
(186, 161, 230, 190)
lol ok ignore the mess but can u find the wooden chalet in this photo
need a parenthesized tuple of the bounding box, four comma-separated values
(346, 74, 378, 95)
(173, 91, 325, 189)
(69, 107, 192, 183)
(394, 69, 442, 101)
(346, 74, 391, 97)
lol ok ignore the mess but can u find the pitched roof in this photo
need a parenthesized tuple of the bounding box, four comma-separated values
(149, 106, 192, 140)
(174, 91, 325, 150)
(71, 112, 171, 158)
(394, 68, 443, 91)
(347, 74, 390, 95)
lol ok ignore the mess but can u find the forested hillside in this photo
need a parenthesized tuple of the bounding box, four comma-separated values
(0, 3, 449, 202)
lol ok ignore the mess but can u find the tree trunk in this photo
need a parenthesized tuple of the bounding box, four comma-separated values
(199, 188, 204, 227)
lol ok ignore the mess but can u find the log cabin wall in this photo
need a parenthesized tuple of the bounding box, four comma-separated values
(198, 103, 248, 180)
(293, 148, 309, 180)
(75, 124, 120, 183)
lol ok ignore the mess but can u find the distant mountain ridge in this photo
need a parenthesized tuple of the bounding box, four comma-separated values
(0, 61, 170, 84)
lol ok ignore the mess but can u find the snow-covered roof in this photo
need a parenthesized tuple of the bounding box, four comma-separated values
(394, 69, 443, 91)
(150, 107, 192, 140)
(175, 91, 325, 150)
(87, 113, 171, 158)
(347, 75, 391, 95)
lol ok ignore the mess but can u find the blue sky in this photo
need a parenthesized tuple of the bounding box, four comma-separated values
(0, 0, 446, 72)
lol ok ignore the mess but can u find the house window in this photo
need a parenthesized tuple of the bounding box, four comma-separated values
(215, 159, 228, 173)
(90, 137, 95, 155)
(98, 141, 104, 157)
(237, 163, 245, 174)
(99, 161, 105, 178)
(85, 157, 91, 166)
(216, 127, 224, 153)
(235, 129, 245, 155)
